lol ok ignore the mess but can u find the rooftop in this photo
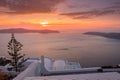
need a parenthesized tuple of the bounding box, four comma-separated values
(13, 56, 120, 80)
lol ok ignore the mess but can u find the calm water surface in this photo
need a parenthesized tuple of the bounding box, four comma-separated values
(0, 30, 120, 67)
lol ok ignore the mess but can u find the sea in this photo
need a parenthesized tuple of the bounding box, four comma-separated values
(0, 28, 120, 67)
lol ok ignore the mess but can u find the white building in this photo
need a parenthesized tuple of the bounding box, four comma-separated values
(13, 56, 120, 80)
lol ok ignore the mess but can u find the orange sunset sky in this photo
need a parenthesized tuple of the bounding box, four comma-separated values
(0, 0, 120, 30)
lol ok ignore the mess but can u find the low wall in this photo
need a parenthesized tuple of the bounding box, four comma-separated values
(13, 61, 41, 80)
(47, 67, 101, 76)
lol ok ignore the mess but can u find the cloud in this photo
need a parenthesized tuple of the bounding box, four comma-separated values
(114, 1, 120, 5)
(61, 9, 116, 19)
(104, 2, 120, 11)
(68, 4, 90, 9)
(73, 16, 91, 19)
(60, 2, 120, 19)
(0, 0, 65, 14)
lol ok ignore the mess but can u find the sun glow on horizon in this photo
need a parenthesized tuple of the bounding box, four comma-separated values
(40, 21, 49, 27)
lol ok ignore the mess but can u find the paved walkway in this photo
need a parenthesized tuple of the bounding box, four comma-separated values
(24, 72, 120, 80)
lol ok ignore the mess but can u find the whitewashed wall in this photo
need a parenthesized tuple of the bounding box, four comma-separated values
(13, 61, 41, 80)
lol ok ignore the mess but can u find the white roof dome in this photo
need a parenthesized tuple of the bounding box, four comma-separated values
(53, 60, 65, 70)
(45, 58, 53, 70)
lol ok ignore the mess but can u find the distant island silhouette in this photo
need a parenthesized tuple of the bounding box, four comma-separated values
(84, 32, 120, 40)
(0, 28, 60, 34)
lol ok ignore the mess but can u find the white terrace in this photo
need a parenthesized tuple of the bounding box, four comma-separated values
(13, 56, 120, 80)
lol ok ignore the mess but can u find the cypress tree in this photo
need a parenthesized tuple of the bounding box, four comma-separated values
(8, 33, 27, 72)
